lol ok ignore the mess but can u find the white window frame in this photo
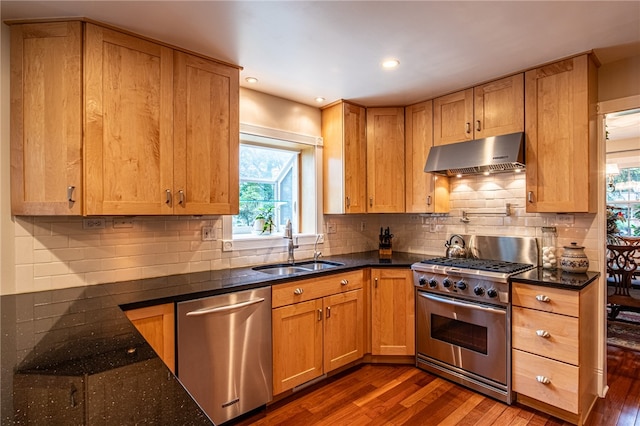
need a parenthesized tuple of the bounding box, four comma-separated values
(221, 123, 323, 252)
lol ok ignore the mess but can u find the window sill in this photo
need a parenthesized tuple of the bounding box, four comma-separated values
(221, 233, 322, 252)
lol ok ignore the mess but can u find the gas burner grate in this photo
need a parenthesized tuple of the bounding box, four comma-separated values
(421, 257, 533, 274)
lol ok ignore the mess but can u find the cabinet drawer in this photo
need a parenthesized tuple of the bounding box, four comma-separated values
(512, 282, 578, 317)
(512, 307, 578, 365)
(272, 271, 363, 308)
(513, 349, 579, 414)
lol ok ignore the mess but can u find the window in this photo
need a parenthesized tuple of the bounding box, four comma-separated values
(234, 144, 299, 236)
(607, 167, 640, 236)
(222, 125, 322, 248)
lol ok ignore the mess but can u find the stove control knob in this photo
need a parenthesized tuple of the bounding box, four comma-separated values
(487, 288, 498, 298)
(473, 286, 485, 296)
(456, 280, 467, 290)
(428, 278, 438, 288)
(418, 276, 427, 287)
(442, 278, 453, 288)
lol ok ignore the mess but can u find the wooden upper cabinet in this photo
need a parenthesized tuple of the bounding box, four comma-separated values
(473, 74, 524, 139)
(433, 74, 524, 146)
(84, 24, 239, 216)
(525, 55, 598, 213)
(84, 23, 175, 215)
(321, 101, 367, 214)
(405, 101, 449, 213)
(433, 88, 473, 145)
(173, 51, 239, 215)
(366, 107, 405, 213)
(10, 22, 83, 215)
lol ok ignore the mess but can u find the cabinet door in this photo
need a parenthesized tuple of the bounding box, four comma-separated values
(323, 289, 364, 372)
(525, 55, 597, 213)
(405, 101, 449, 213)
(371, 269, 415, 356)
(366, 107, 405, 213)
(84, 24, 174, 215)
(125, 303, 175, 373)
(322, 101, 367, 214)
(10, 22, 83, 215)
(474, 74, 524, 139)
(174, 51, 239, 215)
(433, 89, 473, 145)
(272, 299, 323, 395)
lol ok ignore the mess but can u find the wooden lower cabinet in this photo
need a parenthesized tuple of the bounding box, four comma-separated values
(511, 282, 598, 425)
(271, 271, 364, 395)
(124, 303, 175, 373)
(370, 268, 415, 356)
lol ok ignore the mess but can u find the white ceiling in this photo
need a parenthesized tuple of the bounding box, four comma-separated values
(2, 1, 640, 108)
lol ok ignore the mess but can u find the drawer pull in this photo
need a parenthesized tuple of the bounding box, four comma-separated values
(340, 279, 349, 286)
(535, 294, 551, 303)
(536, 330, 551, 338)
(293, 288, 304, 295)
(536, 376, 551, 385)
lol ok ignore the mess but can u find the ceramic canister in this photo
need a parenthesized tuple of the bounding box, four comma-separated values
(560, 242, 589, 273)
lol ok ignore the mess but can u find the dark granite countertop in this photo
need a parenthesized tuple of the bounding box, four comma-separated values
(510, 267, 600, 290)
(0, 251, 422, 425)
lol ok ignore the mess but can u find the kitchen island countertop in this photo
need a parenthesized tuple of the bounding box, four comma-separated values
(1, 250, 423, 425)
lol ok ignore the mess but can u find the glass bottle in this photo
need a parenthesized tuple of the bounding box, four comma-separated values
(541, 227, 557, 269)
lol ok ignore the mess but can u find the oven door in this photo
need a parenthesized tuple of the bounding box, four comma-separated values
(416, 291, 507, 385)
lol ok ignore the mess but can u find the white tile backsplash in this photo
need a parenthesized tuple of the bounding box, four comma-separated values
(8, 173, 601, 293)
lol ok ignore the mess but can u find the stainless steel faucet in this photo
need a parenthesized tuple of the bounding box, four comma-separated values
(284, 220, 298, 264)
(313, 234, 322, 261)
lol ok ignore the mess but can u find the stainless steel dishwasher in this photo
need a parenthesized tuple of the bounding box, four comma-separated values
(177, 286, 272, 425)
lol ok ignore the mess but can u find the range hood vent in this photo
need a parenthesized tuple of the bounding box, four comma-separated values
(424, 132, 525, 177)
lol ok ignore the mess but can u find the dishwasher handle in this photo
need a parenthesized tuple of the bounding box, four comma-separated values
(185, 297, 265, 316)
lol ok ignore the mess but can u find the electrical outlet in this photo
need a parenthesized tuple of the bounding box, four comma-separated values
(556, 214, 574, 224)
(316, 234, 325, 243)
(83, 218, 105, 229)
(113, 217, 134, 228)
(222, 240, 233, 252)
(202, 226, 216, 241)
(360, 221, 366, 231)
(326, 223, 337, 234)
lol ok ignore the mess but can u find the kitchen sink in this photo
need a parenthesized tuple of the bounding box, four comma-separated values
(253, 260, 344, 275)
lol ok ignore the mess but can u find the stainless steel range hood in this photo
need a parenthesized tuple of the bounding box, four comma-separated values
(424, 132, 525, 176)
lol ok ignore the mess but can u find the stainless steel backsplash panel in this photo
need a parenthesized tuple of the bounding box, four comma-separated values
(452, 235, 539, 267)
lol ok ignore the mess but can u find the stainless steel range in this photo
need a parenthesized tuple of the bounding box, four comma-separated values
(411, 235, 538, 405)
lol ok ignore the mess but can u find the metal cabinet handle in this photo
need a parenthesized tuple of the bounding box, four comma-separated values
(346, 197, 351, 208)
(178, 190, 185, 205)
(165, 189, 172, 205)
(326, 306, 331, 318)
(536, 330, 551, 338)
(340, 279, 349, 286)
(369, 197, 373, 207)
(476, 120, 481, 132)
(536, 295, 551, 303)
(426, 195, 432, 206)
(318, 309, 322, 321)
(536, 376, 551, 385)
(294, 288, 304, 295)
(465, 122, 471, 134)
(374, 277, 378, 288)
(70, 384, 77, 408)
(527, 191, 534, 203)
(67, 186, 76, 203)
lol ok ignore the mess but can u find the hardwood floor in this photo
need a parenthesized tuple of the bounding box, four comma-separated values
(237, 345, 640, 426)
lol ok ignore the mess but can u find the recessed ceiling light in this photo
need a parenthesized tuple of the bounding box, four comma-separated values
(483, 171, 490, 176)
(315, 97, 325, 103)
(382, 59, 400, 69)
(245, 77, 258, 84)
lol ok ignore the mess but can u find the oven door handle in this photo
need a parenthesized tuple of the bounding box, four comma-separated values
(418, 292, 505, 314)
